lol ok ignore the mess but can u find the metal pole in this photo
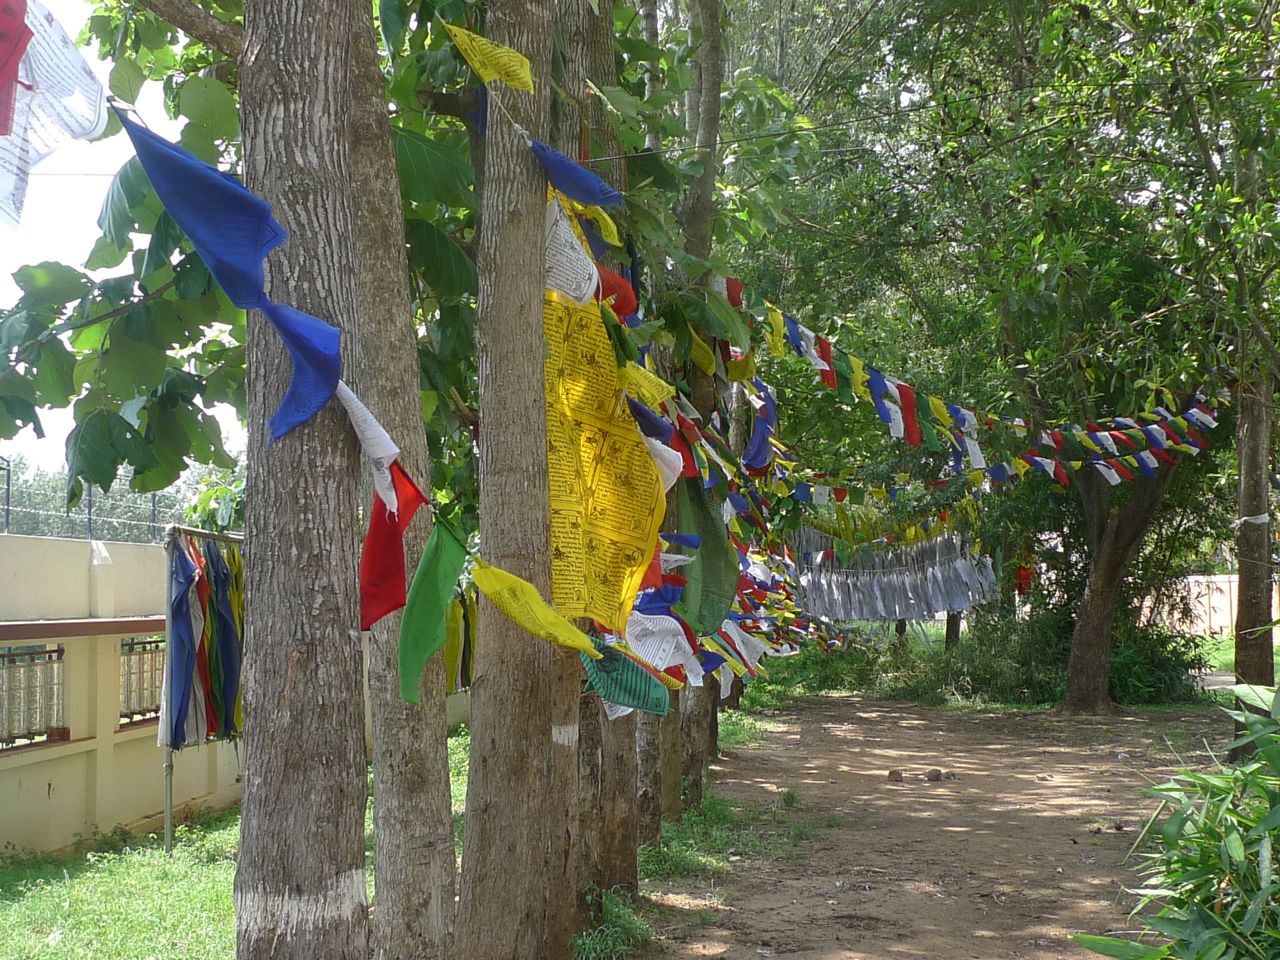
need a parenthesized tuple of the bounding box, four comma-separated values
(150, 493, 158, 542)
(1, 455, 9, 534)
(163, 532, 174, 854)
(85, 484, 93, 540)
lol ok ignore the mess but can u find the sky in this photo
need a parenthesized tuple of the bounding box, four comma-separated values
(1, 0, 243, 475)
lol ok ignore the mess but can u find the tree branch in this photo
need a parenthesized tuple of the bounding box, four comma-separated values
(130, 0, 243, 58)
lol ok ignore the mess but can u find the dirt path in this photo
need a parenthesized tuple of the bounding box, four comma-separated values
(642, 695, 1232, 960)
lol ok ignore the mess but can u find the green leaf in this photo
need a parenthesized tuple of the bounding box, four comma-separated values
(379, 0, 408, 57)
(1070, 935, 1168, 959)
(627, 149, 681, 192)
(100, 330, 170, 398)
(142, 211, 186, 278)
(13, 262, 93, 305)
(108, 59, 145, 104)
(0, 394, 42, 439)
(84, 235, 132, 271)
(64, 409, 156, 505)
(1224, 830, 1246, 864)
(98, 157, 154, 248)
(393, 127, 475, 210)
(436, 301, 475, 364)
(178, 77, 239, 141)
(406, 219, 477, 297)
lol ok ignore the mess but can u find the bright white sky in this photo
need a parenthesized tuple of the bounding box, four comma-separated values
(1, 0, 244, 476)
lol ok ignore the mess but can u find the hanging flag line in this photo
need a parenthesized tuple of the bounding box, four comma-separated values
(438, 14, 1226, 498)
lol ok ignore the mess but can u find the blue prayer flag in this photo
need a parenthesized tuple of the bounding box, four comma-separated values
(527, 135, 623, 207)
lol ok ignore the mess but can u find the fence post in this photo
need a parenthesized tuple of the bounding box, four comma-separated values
(1, 455, 9, 534)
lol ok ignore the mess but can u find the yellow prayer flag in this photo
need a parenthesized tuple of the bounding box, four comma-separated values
(569, 199, 621, 247)
(441, 21, 534, 93)
(848, 355, 871, 400)
(545, 292, 666, 633)
(1076, 431, 1102, 453)
(928, 395, 953, 427)
(726, 350, 756, 382)
(703, 638, 747, 677)
(471, 558, 602, 659)
(620, 361, 676, 407)
(764, 303, 785, 357)
(688, 328, 717, 375)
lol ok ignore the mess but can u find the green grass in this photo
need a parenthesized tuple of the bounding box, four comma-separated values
(1201, 633, 1280, 675)
(0, 727, 476, 960)
(0, 810, 239, 959)
(573, 890, 653, 960)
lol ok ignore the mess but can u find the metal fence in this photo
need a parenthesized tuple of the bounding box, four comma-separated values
(0, 457, 190, 543)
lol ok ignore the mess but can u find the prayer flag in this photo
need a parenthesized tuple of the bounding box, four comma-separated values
(118, 113, 341, 439)
(441, 20, 534, 92)
(472, 557, 602, 658)
(526, 134, 623, 207)
(398, 520, 468, 702)
(360, 461, 429, 630)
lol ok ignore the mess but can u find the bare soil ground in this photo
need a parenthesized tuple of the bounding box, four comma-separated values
(641, 694, 1234, 960)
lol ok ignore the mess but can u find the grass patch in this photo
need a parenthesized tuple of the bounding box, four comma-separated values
(574, 889, 653, 960)
(1201, 633, 1280, 676)
(717, 708, 775, 750)
(639, 792, 767, 880)
(0, 727, 477, 959)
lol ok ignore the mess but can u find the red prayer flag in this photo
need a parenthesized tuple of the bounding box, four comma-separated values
(726, 277, 744, 308)
(816, 337, 837, 390)
(596, 263, 638, 317)
(0, 0, 31, 137)
(359, 462, 429, 630)
(895, 382, 923, 447)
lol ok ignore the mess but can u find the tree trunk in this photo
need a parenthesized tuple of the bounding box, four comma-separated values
(1061, 467, 1174, 713)
(944, 611, 961, 651)
(348, 8, 454, 958)
(454, 2, 577, 957)
(1233, 365, 1274, 759)
(679, 0, 723, 263)
(680, 682, 714, 808)
(893, 618, 907, 652)
(235, 0, 368, 955)
(599, 711, 639, 890)
(659, 688, 683, 820)
(640, 0, 662, 151)
(577, 695, 606, 896)
(1234, 300, 1275, 688)
(636, 709, 662, 844)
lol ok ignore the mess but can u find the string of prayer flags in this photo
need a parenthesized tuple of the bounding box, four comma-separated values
(336, 381, 400, 512)
(545, 194, 599, 303)
(471, 557, 603, 659)
(118, 112, 341, 439)
(398, 520, 469, 703)
(439, 19, 534, 92)
(2, 0, 106, 226)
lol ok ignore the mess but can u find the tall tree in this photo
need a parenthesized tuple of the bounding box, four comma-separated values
(454, 2, 578, 957)
(233, 0, 369, 954)
(348, 4, 456, 955)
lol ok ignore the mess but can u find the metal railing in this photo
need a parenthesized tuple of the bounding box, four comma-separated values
(119, 637, 165, 724)
(0, 646, 66, 749)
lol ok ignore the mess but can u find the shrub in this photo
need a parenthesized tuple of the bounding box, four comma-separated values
(1077, 685, 1280, 960)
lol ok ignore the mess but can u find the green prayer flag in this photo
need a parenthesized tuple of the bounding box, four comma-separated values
(581, 637, 669, 716)
(673, 477, 738, 635)
(398, 520, 468, 703)
(830, 351, 855, 404)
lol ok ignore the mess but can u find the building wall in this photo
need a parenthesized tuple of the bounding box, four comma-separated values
(0, 534, 469, 854)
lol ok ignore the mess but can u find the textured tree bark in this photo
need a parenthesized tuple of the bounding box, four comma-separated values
(659, 688, 683, 820)
(598, 710, 639, 889)
(640, 0, 662, 151)
(1234, 368, 1275, 687)
(1062, 468, 1174, 713)
(679, 0, 723, 264)
(944, 611, 961, 651)
(680, 682, 714, 808)
(635, 708, 662, 844)
(235, 0, 368, 955)
(577, 694, 606, 896)
(454, 2, 577, 957)
(348, 8, 455, 958)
